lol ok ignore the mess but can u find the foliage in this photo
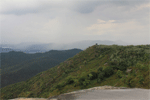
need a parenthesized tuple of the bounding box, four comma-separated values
(83, 60, 87, 64)
(87, 72, 97, 80)
(131, 69, 136, 77)
(66, 76, 74, 85)
(87, 73, 93, 80)
(99, 55, 103, 59)
(69, 64, 74, 68)
(138, 75, 145, 84)
(135, 62, 147, 71)
(56, 82, 65, 90)
(73, 79, 79, 87)
(97, 67, 103, 72)
(108, 46, 149, 71)
(116, 70, 123, 78)
(125, 74, 134, 87)
(78, 76, 86, 85)
(103, 66, 114, 77)
(82, 79, 90, 87)
(97, 72, 105, 83)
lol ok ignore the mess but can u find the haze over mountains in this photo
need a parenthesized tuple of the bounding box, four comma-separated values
(0, 40, 130, 53)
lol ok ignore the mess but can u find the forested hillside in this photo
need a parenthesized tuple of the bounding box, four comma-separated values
(0, 49, 82, 88)
(0, 44, 149, 100)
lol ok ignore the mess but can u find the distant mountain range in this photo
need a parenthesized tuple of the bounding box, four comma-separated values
(0, 47, 47, 54)
(0, 40, 130, 53)
(0, 47, 14, 53)
(0, 48, 82, 88)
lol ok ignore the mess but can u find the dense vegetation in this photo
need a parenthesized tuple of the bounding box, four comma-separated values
(0, 44, 149, 100)
(0, 49, 82, 88)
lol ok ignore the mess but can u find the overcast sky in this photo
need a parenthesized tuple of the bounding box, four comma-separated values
(0, 0, 149, 45)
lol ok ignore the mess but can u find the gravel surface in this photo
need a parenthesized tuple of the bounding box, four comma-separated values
(73, 89, 149, 100)
(9, 86, 150, 100)
(48, 86, 150, 100)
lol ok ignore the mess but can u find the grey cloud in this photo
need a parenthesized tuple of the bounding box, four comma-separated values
(72, 1, 102, 14)
(0, 1, 103, 15)
(93, 1, 149, 24)
(71, 0, 149, 14)
(1, 0, 148, 15)
(0, 1, 53, 15)
(1, 9, 39, 15)
(110, 0, 148, 6)
(0, 3, 53, 15)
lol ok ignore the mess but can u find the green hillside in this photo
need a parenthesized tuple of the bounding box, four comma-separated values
(0, 49, 82, 88)
(0, 44, 150, 99)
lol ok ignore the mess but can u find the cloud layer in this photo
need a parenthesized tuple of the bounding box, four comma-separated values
(0, 0, 149, 45)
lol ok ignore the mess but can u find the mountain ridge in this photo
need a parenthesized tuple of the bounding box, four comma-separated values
(1, 49, 82, 88)
(0, 44, 149, 99)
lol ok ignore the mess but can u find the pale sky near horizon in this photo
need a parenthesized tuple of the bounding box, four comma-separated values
(0, 0, 149, 45)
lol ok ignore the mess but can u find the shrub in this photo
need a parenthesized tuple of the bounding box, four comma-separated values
(66, 76, 74, 85)
(118, 61, 128, 71)
(64, 69, 72, 74)
(143, 53, 149, 62)
(87, 73, 93, 80)
(103, 66, 114, 77)
(69, 64, 74, 68)
(98, 67, 103, 72)
(138, 75, 144, 84)
(125, 74, 134, 87)
(131, 69, 136, 76)
(79, 77, 85, 85)
(56, 82, 65, 90)
(120, 76, 126, 83)
(73, 80, 79, 87)
(111, 65, 119, 70)
(87, 72, 97, 80)
(50, 87, 55, 92)
(97, 72, 105, 79)
(97, 72, 105, 83)
(99, 55, 103, 59)
(97, 78, 102, 83)
(78, 76, 86, 85)
(136, 62, 147, 71)
(116, 70, 123, 78)
(62, 72, 67, 78)
(126, 60, 132, 67)
(82, 79, 90, 86)
(83, 60, 87, 64)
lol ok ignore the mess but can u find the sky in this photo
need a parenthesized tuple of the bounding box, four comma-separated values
(0, 0, 149, 45)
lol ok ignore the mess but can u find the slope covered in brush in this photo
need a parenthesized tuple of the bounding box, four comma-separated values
(0, 49, 82, 88)
(0, 44, 149, 99)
